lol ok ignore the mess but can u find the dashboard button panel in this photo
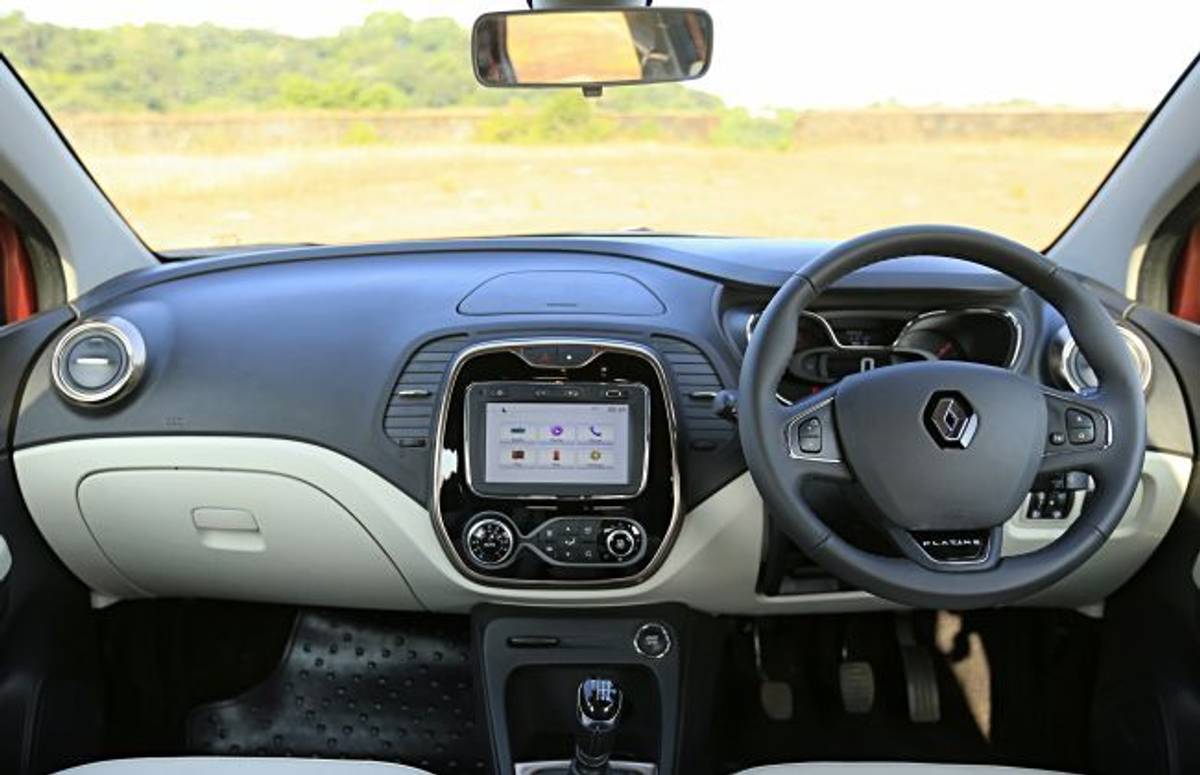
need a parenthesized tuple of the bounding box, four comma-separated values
(530, 516, 646, 567)
(464, 514, 648, 569)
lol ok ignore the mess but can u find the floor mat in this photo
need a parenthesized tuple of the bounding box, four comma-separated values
(187, 610, 490, 774)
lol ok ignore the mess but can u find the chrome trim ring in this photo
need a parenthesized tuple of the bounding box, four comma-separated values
(1053, 324, 1152, 394)
(430, 337, 682, 589)
(633, 621, 673, 659)
(463, 513, 518, 569)
(605, 528, 637, 560)
(51, 316, 146, 405)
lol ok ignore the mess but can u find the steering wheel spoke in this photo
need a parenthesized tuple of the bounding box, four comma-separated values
(777, 387, 852, 484)
(1040, 388, 1115, 476)
(886, 524, 1003, 572)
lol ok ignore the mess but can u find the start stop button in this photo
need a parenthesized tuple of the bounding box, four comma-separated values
(633, 622, 672, 659)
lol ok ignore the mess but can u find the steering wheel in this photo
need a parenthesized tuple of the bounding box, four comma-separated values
(738, 225, 1146, 609)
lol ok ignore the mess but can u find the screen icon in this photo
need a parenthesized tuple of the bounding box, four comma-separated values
(538, 448, 572, 467)
(540, 423, 576, 441)
(584, 424, 614, 442)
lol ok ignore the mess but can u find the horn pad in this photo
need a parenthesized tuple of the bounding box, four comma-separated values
(834, 361, 1047, 531)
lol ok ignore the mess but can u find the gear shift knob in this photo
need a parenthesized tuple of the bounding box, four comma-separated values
(570, 678, 623, 775)
(578, 677, 623, 727)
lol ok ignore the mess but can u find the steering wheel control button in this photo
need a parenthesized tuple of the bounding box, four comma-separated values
(786, 399, 840, 460)
(1048, 431, 1066, 446)
(633, 622, 672, 659)
(52, 317, 147, 406)
(797, 417, 823, 454)
(1065, 409, 1096, 445)
(1026, 472, 1088, 520)
(923, 392, 978, 449)
(464, 514, 516, 568)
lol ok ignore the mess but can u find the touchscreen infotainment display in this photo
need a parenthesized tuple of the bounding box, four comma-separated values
(484, 403, 631, 486)
(465, 382, 648, 498)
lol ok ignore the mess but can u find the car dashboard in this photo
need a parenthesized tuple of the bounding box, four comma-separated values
(8, 236, 1192, 614)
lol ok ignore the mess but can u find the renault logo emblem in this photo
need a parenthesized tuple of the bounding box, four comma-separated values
(924, 392, 978, 449)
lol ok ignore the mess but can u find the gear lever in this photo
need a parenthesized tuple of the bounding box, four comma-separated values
(569, 677, 623, 775)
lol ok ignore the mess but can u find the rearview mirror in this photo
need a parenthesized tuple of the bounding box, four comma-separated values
(473, 8, 713, 90)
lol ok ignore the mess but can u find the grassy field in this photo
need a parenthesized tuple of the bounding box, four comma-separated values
(64, 115, 1138, 251)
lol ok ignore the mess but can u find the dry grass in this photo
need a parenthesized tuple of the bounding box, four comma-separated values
(78, 138, 1129, 250)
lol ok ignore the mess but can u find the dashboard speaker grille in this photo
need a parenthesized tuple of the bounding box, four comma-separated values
(384, 335, 468, 448)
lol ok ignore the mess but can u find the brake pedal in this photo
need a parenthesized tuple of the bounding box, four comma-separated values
(896, 615, 941, 724)
(839, 660, 875, 714)
(753, 625, 794, 721)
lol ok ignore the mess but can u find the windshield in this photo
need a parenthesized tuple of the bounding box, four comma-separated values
(2, 2, 1197, 251)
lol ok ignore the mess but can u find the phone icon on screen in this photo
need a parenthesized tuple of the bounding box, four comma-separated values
(589, 425, 603, 438)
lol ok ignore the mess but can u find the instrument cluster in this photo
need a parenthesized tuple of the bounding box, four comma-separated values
(741, 308, 1020, 402)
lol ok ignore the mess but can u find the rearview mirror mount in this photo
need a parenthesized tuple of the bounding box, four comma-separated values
(473, 7, 713, 97)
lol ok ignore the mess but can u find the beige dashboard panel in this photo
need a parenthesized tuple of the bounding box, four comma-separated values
(12, 436, 1191, 614)
(67, 465, 418, 609)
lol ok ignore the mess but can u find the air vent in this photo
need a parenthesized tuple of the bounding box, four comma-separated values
(651, 335, 735, 453)
(51, 316, 145, 405)
(1053, 325, 1152, 394)
(383, 336, 467, 448)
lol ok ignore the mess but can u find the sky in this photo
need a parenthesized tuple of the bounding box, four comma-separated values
(5, 0, 1199, 109)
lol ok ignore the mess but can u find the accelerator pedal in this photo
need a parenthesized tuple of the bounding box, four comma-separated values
(896, 614, 941, 724)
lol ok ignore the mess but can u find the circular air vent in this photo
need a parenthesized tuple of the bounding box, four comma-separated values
(51, 317, 146, 405)
(1052, 324, 1152, 394)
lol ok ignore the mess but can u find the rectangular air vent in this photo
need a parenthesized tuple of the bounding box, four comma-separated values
(383, 336, 467, 449)
(650, 335, 736, 453)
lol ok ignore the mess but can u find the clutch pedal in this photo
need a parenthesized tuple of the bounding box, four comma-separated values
(753, 625, 794, 721)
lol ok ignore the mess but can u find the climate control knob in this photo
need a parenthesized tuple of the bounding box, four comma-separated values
(465, 514, 516, 568)
(605, 528, 637, 560)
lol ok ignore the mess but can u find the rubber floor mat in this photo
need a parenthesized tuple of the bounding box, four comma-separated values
(187, 610, 490, 774)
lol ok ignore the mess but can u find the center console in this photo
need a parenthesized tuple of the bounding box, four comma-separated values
(472, 605, 718, 775)
(433, 339, 680, 587)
